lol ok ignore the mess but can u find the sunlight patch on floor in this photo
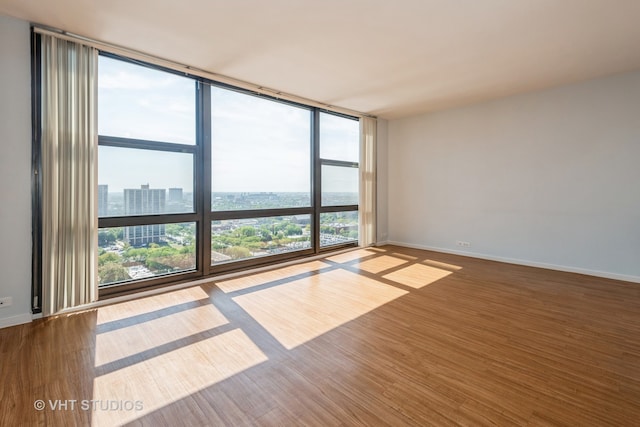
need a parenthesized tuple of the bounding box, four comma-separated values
(91, 328, 267, 426)
(326, 248, 383, 263)
(383, 263, 452, 289)
(95, 304, 229, 367)
(354, 255, 409, 274)
(232, 269, 408, 349)
(215, 260, 330, 293)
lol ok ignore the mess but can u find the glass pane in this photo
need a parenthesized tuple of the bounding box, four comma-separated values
(320, 211, 359, 247)
(98, 146, 194, 217)
(98, 55, 196, 145)
(321, 165, 359, 206)
(319, 112, 359, 162)
(212, 215, 311, 264)
(98, 222, 196, 286)
(211, 86, 311, 211)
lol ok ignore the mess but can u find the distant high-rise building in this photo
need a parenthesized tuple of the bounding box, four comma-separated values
(168, 188, 183, 203)
(98, 185, 109, 217)
(124, 184, 166, 246)
(167, 187, 184, 213)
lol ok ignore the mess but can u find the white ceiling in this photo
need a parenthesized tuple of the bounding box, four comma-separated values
(2, 0, 640, 119)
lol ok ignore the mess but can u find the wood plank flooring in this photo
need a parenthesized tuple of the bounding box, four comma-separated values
(1, 245, 639, 426)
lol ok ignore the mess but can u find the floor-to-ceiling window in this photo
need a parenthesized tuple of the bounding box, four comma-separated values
(318, 112, 360, 247)
(209, 86, 315, 272)
(38, 46, 360, 298)
(97, 55, 201, 293)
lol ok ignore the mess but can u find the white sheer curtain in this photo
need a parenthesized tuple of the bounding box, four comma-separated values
(359, 117, 377, 247)
(41, 34, 98, 315)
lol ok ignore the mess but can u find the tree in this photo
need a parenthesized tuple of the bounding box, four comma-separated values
(98, 263, 130, 284)
(321, 225, 335, 235)
(99, 252, 121, 266)
(165, 224, 182, 236)
(260, 230, 273, 242)
(259, 227, 273, 242)
(98, 228, 123, 246)
(98, 230, 116, 246)
(226, 246, 251, 260)
(285, 224, 302, 236)
(236, 226, 256, 238)
(123, 247, 148, 263)
(179, 244, 195, 254)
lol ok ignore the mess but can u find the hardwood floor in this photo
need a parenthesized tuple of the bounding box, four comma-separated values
(1, 245, 639, 426)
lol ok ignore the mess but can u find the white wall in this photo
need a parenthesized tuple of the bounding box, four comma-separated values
(0, 15, 33, 327)
(388, 70, 640, 282)
(376, 119, 389, 243)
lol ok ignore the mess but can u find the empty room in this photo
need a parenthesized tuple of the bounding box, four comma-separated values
(1, 1, 639, 425)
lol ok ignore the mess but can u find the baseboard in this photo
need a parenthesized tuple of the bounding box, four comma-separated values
(385, 241, 640, 284)
(375, 240, 390, 247)
(0, 312, 32, 329)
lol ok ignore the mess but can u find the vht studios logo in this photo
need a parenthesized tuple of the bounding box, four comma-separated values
(34, 399, 143, 412)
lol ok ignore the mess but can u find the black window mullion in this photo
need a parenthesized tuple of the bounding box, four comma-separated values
(199, 81, 212, 275)
(99, 212, 199, 228)
(319, 205, 359, 214)
(312, 109, 321, 254)
(98, 136, 197, 154)
(319, 159, 359, 168)
(211, 207, 313, 221)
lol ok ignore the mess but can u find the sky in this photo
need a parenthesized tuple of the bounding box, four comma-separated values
(97, 55, 359, 193)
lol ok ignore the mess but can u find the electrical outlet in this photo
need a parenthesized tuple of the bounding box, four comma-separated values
(456, 241, 471, 248)
(0, 297, 13, 308)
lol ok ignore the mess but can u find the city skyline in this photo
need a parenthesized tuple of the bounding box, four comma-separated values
(98, 187, 358, 217)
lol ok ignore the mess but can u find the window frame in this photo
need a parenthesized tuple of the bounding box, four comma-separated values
(207, 85, 318, 273)
(316, 110, 360, 250)
(96, 53, 206, 296)
(32, 40, 360, 302)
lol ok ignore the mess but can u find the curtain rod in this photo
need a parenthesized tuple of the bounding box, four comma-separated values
(33, 25, 376, 120)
